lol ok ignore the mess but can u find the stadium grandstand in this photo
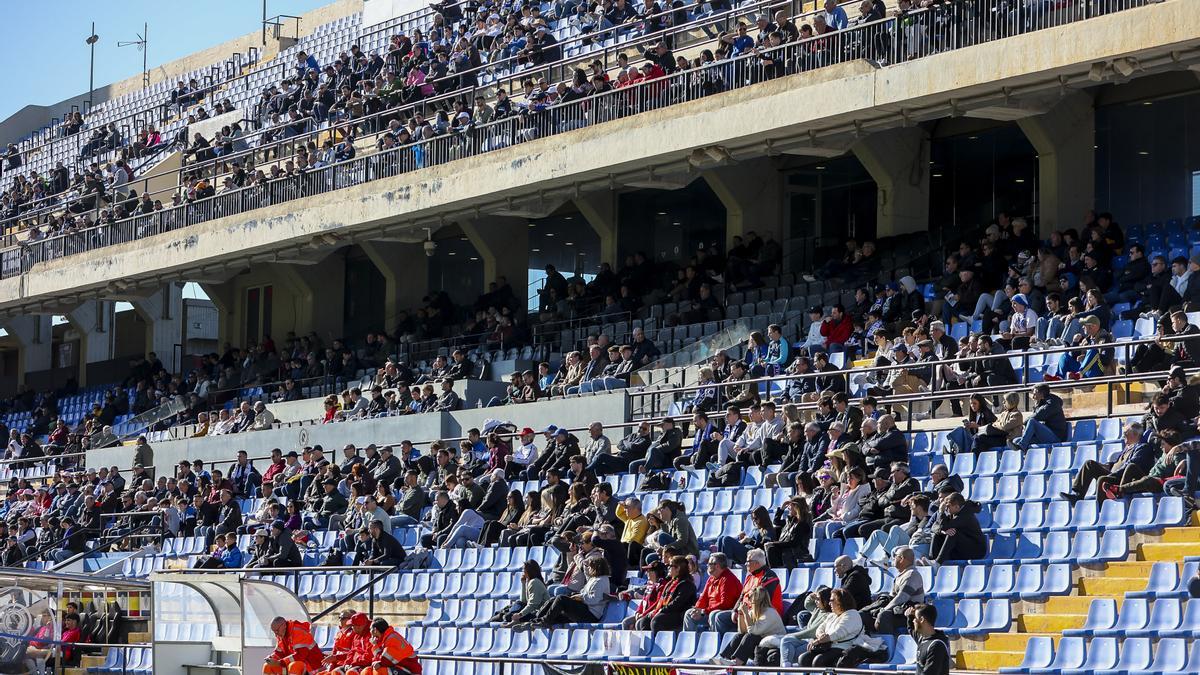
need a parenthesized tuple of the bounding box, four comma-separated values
(2, 0, 1200, 673)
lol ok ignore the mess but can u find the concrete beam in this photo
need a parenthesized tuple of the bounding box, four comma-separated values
(360, 240, 431, 330)
(1017, 92, 1096, 235)
(130, 284, 184, 373)
(459, 217, 530, 295)
(574, 192, 619, 267)
(65, 300, 115, 386)
(702, 157, 785, 246)
(2, 1, 1198, 314)
(852, 127, 931, 238)
(2, 315, 53, 385)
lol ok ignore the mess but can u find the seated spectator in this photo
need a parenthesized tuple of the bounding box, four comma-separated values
(813, 467, 869, 540)
(1061, 422, 1152, 504)
(635, 554, 698, 631)
(492, 559, 548, 625)
(712, 586, 785, 666)
(796, 588, 886, 668)
(1049, 314, 1112, 380)
(756, 586, 833, 666)
(621, 559, 667, 629)
(944, 393, 996, 455)
(859, 493, 934, 561)
(858, 546, 924, 634)
(1115, 428, 1188, 498)
(716, 506, 775, 565)
(764, 497, 813, 566)
(710, 548, 782, 633)
(522, 556, 611, 627)
(926, 493, 986, 565)
(1010, 383, 1068, 450)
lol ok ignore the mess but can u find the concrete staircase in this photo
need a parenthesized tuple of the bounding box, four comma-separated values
(956, 511, 1198, 671)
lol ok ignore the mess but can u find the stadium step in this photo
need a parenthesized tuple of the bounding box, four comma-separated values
(1018, 613, 1086, 633)
(1042, 595, 1122, 614)
(957, 647, 1027, 671)
(980, 631, 1060, 652)
(1137, 541, 1200, 561)
(1078, 575, 1152, 595)
(1159, 526, 1200, 542)
(128, 631, 151, 643)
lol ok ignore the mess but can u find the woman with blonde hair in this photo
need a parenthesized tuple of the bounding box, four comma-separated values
(713, 586, 785, 665)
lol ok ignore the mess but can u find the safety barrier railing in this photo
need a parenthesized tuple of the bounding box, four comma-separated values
(626, 332, 1169, 421)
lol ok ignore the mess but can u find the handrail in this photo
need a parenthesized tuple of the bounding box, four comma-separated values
(628, 333, 1166, 400)
(311, 563, 401, 622)
(0, 0, 848, 239)
(0, 449, 88, 468)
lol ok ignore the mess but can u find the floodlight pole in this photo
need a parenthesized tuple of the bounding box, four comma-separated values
(86, 23, 100, 113)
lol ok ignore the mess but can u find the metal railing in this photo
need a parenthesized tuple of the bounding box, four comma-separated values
(0, 0, 1158, 278)
(628, 332, 1173, 424)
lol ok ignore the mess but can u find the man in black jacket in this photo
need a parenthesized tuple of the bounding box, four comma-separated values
(1011, 383, 1068, 450)
(833, 554, 872, 610)
(362, 519, 407, 566)
(477, 469, 508, 521)
(48, 517, 87, 564)
(1107, 243, 1151, 306)
(630, 418, 683, 473)
(265, 521, 302, 568)
(597, 421, 652, 474)
(213, 489, 243, 537)
(420, 491, 457, 549)
(907, 604, 951, 675)
(930, 493, 986, 564)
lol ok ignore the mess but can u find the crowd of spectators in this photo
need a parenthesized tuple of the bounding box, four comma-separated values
(1, 0, 901, 250)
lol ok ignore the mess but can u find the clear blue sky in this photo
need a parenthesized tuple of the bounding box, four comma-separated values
(0, 0, 334, 122)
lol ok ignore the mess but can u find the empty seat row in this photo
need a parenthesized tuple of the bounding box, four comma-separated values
(1066, 596, 1200, 638)
(1002, 635, 1200, 675)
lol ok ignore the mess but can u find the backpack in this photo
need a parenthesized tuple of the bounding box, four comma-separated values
(639, 472, 671, 491)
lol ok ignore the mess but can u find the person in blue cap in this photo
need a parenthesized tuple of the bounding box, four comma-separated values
(1000, 293, 1038, 351)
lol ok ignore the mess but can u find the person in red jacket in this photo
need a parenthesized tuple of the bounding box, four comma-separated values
(360, 618, 420, 675)
(317, 612, 374, 675)
(708, 549, 782, 634)
(819, 304, 854, 353)
(264, 617, 325, 675)
(682, 552, 743, 631)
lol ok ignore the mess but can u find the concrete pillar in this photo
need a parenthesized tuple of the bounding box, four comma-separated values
(701, 157, 785, 247)
(852, 127, 931, 238)
(460, 216, 530, 294)
(575, 192, 619, 267)
(130, 284, 184, 373)
(3, 315, 54, 385)
(198, 281, 238, 347)
(360, 240, 431, 331)
(66, 300, 115, 386)
(1017, 92, 1096, 236)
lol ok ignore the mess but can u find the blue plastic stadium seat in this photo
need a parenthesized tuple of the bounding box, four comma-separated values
(999, 635, 1055, 674)
(1061, 636, 1118, 675)
(1128, 562, 1179, 599)
(1064, 598, 1117, 637)
(1147, 637, 1189, 673)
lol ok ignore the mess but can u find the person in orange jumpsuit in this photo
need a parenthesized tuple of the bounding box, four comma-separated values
(359, 618, 421, 675)
(264, 616, 325, 675)
(317, 612, 375, 675)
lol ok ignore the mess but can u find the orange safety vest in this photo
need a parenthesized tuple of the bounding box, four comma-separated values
(271, 620, 325, 670)
(375, 628, 420, 673)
